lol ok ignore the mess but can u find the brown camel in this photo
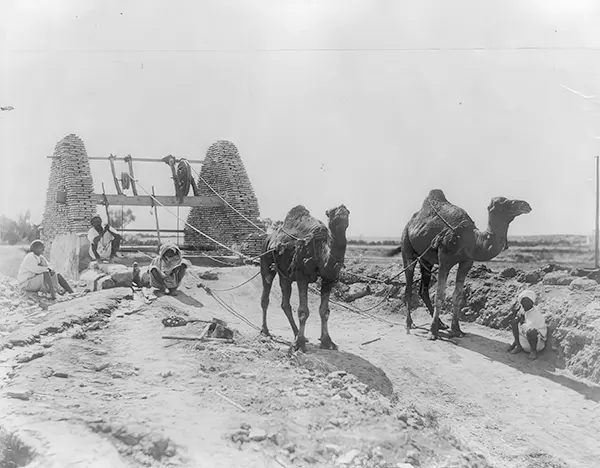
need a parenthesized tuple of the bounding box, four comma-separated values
(387, 189, 531, 340)
(260, 204, 350, 352)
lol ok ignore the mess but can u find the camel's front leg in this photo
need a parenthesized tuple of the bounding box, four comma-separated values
(318, 280, 337, 350)
(448, 260, 473, 338)
(279, 276, 298, 338)
(294, 278, 310, 352)
(429, 260, 451, 341)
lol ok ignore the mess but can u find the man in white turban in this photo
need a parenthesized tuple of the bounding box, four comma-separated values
(507, 289, 548, 359)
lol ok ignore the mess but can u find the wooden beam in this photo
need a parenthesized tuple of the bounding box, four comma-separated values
(48, 156, 204, 164)
(95, 194, 223, 207)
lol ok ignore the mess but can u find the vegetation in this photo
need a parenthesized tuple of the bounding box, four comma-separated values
(108, 208, 136, 230)
(0, 212, 39, 245)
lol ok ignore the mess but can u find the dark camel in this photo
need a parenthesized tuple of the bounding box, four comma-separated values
(260, 205, 350, 352)
(388, 189, 531, 340)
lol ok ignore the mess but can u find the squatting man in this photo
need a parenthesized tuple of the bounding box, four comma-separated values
(17, 240, 74, 299)
(87, 215, 122, 263)
(132, 243, 191, 296)
(506, 289, 549, 360)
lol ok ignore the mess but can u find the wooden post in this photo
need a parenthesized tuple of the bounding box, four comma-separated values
(152, 186, 161, 246)
(596, 156, 599, 268)
(108, 154, 123, 195)
(101, 182, 110, 223)
(124, 155, 138, 196)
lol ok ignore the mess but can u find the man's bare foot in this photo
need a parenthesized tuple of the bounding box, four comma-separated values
(509, 346, 523, 354)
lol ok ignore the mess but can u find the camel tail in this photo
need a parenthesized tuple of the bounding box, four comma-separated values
(384, 246, 402, 257)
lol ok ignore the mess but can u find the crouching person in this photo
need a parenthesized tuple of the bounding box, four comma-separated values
(507, 290, 547, 360)
(134, 243, 190, 295)
(17, 240, 74, 300)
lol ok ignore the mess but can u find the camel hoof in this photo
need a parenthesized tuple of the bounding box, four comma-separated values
(427, 332, 438, 341)
(260, 328, 271, 337)
(319, 337, 338, 350)
(405, 327, 411, 335)
(293, 338, 308, 353)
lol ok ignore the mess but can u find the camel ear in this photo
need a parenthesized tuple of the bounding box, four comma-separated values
(325, 209, 331, 218)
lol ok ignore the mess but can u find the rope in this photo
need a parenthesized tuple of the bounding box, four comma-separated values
(202, 270, 261, 292)
(127, 175, 260, 263)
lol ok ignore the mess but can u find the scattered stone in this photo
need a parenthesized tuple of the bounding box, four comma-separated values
(570, 278, 598, 292)
(329, 378, 344, 389)
(542, 272, 574, 286)
(200, 270, 219, 281)
(5, 389, 32, 400)
(94, 363, 110, 372)
(114, 425, 147, 446)
(324, 444, 342, 455)
(500, 267, 518, 278)
(159, 371, 173, 378)
(296, 389, 309, 397)
(338, 390, 352, 399)
(218, 371, 228, 378)
(16, 350, 45, 363)
(248, 428, 267, 442)
(336, 449, 361, 465)
(517, 270, 543, 284)
(240, 373, 257, 379)
(327, 371, 347, 379)
(283, 443, 296, 453)
(570, 268, 590, 277)
(344, 283, 371, 302)
(53, 371, 69, 378)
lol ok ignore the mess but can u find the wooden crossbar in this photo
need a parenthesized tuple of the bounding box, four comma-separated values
(95, 194, 223, 207)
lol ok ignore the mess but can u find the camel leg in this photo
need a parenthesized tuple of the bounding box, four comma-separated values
(279, 276, 298, 338)
(402, 242, 417, 334)
(260, 276, 274, 337)
(448, 260, 473, 338)
(428, 258, 451, 341)
(419, 260, 448, 330)
(318, 280, 337, 350)
(294, 278, 310, 352)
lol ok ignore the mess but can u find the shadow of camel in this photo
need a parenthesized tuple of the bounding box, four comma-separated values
(423, 329, 600, 403)
(291, 343, 394, 397)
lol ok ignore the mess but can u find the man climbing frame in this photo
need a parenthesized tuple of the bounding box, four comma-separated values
(87, 215, 122, 262)
(17, 240, 74, 299)
(132, 242, 190, 296)
(506, 289, 548, 360)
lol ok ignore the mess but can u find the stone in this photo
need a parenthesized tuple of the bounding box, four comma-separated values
(500, 267, 518, 278)
(517, 270, 543, 284)
(110, 271, 133, 287)
(296, 389, 309, 397)
(542, 272, 573, 286)
(329, 378, 344, 389)
(336, 449, 361, 465)
(240, 373, 257, 379)
(327, 371, 347, 379)
(324, 444, 342, 455)
(344, 283, 371, 302)
(338, 390, 352, 399)
(114, 425, 147, 446)
(199, 270, 219, 281)
(570, 278, 598, 291)
(16, 350, 45, 363)
(5, 389, 32, 400)
(52, 371, 69, 378)
(248, 428, 267, 442)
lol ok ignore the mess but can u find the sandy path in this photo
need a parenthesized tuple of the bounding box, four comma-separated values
(194, 266, 600, 468)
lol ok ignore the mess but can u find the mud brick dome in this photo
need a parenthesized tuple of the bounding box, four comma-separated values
(42, 134, 95, 251)
(184, 140, 265, 255)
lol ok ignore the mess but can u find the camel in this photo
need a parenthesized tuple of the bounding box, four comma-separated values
(260, 204, 350, 352)
(387, 189, 531, 340)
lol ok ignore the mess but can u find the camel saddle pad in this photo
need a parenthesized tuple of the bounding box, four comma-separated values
(267, 205, 328, 253)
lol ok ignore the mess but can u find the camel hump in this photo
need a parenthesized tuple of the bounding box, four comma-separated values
(425, 189, 448, 205)
(269, 205, 327, 249)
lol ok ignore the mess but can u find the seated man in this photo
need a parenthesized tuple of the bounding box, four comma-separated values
(507, 289, 548, 360)
(133, 243, 190, 295)
(87, 215, 122, 263)
(17, 240, 74, 299)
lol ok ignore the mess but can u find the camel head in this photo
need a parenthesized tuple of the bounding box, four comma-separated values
(325, 205, 350, 233)
(487, 197, 532, 223)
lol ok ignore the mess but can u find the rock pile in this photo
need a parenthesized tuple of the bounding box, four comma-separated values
(41, 134, 96, 254)
(184, 140, 265, 256)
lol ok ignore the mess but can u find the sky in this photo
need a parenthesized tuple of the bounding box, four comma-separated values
(2, 0, 600, 239)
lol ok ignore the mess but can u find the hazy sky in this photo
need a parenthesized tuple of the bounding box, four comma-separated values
(2, 0, 600, 238)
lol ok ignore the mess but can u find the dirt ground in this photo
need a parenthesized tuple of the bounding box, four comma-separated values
(1, 244, 599, 468)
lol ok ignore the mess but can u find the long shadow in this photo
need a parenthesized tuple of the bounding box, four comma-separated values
(155, 291, 204, 308)
(421, 328, 600, 403)
(294, 343, 394, 397)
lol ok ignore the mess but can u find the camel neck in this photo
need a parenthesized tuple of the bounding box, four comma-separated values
(470, 218, 510, 261)
(325, 227, 347, 270)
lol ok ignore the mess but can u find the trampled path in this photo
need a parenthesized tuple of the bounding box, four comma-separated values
(196, 266, 600, 468)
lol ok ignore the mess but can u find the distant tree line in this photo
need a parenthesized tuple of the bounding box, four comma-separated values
(0, 211, 40, 245)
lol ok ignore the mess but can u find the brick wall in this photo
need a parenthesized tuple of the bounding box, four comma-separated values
(42, 134, 96, 253)
(184, 140, 265, 255)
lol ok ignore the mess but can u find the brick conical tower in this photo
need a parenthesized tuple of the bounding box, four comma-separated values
(184, 140, 264, 255)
